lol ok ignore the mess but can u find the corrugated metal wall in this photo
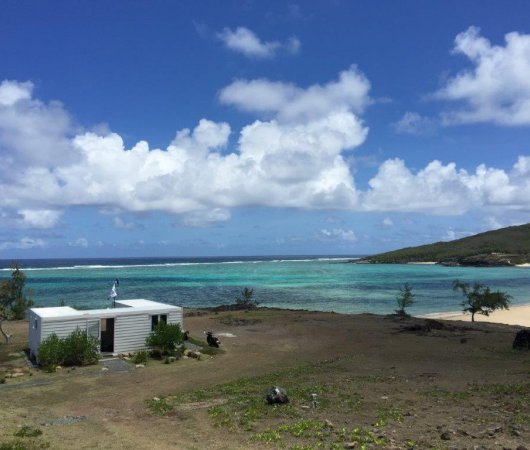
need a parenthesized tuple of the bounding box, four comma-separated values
(114, 314, 151, 353)
(41, 319, 87, 341)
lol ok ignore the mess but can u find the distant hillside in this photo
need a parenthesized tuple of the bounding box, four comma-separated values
(361, 223, 530, 266)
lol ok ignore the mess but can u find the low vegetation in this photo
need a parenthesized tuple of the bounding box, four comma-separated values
(38, 328, 99, 371)
(0, 262, 34, 321)
(395, 282, 415, 316)
(145, 322, 183, 356)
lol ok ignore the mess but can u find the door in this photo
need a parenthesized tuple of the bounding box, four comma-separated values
(100, 318, 115, 353)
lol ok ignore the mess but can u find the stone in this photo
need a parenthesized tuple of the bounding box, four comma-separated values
(513, 329, 530, 350)
(440, 431, 452, 440)
(343, 443, 356, 449)
(516, 446, 528, 450)
(266, 386, 289, 405)
(135, 364, 145, 368)
(101, 367, 109, 371)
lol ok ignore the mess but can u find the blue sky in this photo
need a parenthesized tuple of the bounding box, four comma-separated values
(1, 0, 530, 258)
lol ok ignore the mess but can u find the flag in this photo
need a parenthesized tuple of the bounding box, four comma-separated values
(108, 279, 119, 300)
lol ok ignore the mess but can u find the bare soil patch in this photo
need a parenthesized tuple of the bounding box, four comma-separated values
(1, 310, 529, 449)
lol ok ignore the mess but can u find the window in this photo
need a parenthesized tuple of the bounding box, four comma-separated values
(34, 319, 38, 330)
(151, 314, 168, 330)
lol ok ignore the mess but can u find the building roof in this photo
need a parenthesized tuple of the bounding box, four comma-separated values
(29, 299, 182, 321)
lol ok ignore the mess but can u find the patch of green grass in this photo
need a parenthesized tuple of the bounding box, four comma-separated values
(348, 427, 388, 448)
(14, 427, 42, 438)
(250, 429, 282, 444)
(199, 346, 223, 356)
(374, 406, 403, 427)
(0, 440, 50, 450)
(146, 396, 173, 415)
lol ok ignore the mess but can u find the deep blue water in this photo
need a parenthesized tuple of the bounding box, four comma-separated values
(1, 256, 529, 315)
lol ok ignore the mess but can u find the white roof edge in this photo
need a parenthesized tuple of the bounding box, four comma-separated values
(30, 299, 182, 320)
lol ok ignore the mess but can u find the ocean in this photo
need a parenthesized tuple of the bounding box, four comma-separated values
(1, 256, 530, 315)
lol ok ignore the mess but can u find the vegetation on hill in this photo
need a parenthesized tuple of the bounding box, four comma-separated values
(360, 223, 530, 265)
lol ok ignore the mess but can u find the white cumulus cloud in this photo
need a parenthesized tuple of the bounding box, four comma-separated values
(0, 69, 370, 226)
(318, 228, 357, 242)
(0, 237, 45, 250)
(434, 26, 530, 125)
(217, 26, 300, 58)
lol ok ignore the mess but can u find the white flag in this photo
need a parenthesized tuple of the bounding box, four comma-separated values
(108, 282, 117, 300)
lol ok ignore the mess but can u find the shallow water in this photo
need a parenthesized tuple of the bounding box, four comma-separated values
(1, 256, 529, 315)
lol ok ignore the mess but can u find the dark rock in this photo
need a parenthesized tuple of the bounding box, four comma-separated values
(513, 329, 530, 350)
(440, 431, 452, 440)
(266, 386, 289, 405)
(516, 446, 528, 450)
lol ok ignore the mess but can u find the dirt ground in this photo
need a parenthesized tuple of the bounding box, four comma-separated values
(1, 309, 530, 449)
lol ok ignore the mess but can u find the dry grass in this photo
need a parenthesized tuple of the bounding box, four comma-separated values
(1, 311, 529, 449)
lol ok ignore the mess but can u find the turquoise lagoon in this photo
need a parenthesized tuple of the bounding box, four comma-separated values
(1, 257, 529, 315)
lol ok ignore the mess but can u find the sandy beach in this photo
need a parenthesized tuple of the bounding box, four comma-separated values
(426, 303, 530, 327)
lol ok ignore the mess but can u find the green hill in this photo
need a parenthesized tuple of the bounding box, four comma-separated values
(362, 223, 530, 266)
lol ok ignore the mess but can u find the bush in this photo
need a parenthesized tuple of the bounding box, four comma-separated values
(37, 333, 65, 371)
(132, 350, 148, 364)
(62, 328, 99, 366)
(145, 323, 183, 355)
(38, 328, 99, 369)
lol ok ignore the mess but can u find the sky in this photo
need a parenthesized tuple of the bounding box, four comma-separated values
(1, 0, 530, 258)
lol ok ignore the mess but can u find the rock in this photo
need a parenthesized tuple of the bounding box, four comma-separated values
(10, 372, 24, 378)
(324, 419, 334, 428)
(343, 443, 356, 449)
(440, 431, 452, 440)
(135, 364, 145, 368)
(513, 329, 530, 350)
(266, 386, 289, 405)
(516, 446, 528, 450)
(101, 367, 109, 371)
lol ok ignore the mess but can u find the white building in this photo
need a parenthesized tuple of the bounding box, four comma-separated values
(28, 299, 183, 360)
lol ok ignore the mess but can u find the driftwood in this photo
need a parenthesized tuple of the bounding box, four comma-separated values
(0, 316, 13, 344)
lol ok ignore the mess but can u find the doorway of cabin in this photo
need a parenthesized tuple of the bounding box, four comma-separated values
(100, 318, 115, 353)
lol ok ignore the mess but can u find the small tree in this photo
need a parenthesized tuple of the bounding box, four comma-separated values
(452, 280, 511, 322)
(62, 328, 100, 366)
(235, 287, 258, 308)
(146, 322, 183, 356)
(37, 333, 66, 371)
(0, 262, 34, 320)
(395, 283, 415, 316)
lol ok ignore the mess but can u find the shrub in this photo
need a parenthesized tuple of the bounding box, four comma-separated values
(132, 350, 148, 365)
(62, 328, 99, 366)
(146, 323, 183, 356)
(395, 283, 415, 316)
(14, 426, 42, 438)
(37, 333, 65, 371)
(38, 328, 99, 369)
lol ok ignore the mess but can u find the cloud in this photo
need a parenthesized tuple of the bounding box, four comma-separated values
(0, 208, 62, 229)
(392, 112, 437, 135)
(219, 65, 370, 121)
(318, 228, 357, 242)
(0, 80, 33, 106)
(68, 237, 88, 248)
(0, 237, 45, 250)
(181, 208, 231, 227)
(217, 26, 299, 58)
(382, 217, 393, 228)
(0, 70, 369, 225)
(113, 217, 141, 230)
(361, 156, 530, 214)
(433, 26, 530, 125)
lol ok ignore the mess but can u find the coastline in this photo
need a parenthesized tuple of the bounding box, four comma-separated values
(420, 302, 530, 327)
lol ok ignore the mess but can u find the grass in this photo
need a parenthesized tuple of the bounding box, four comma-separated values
(146, 358, 412, 448)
